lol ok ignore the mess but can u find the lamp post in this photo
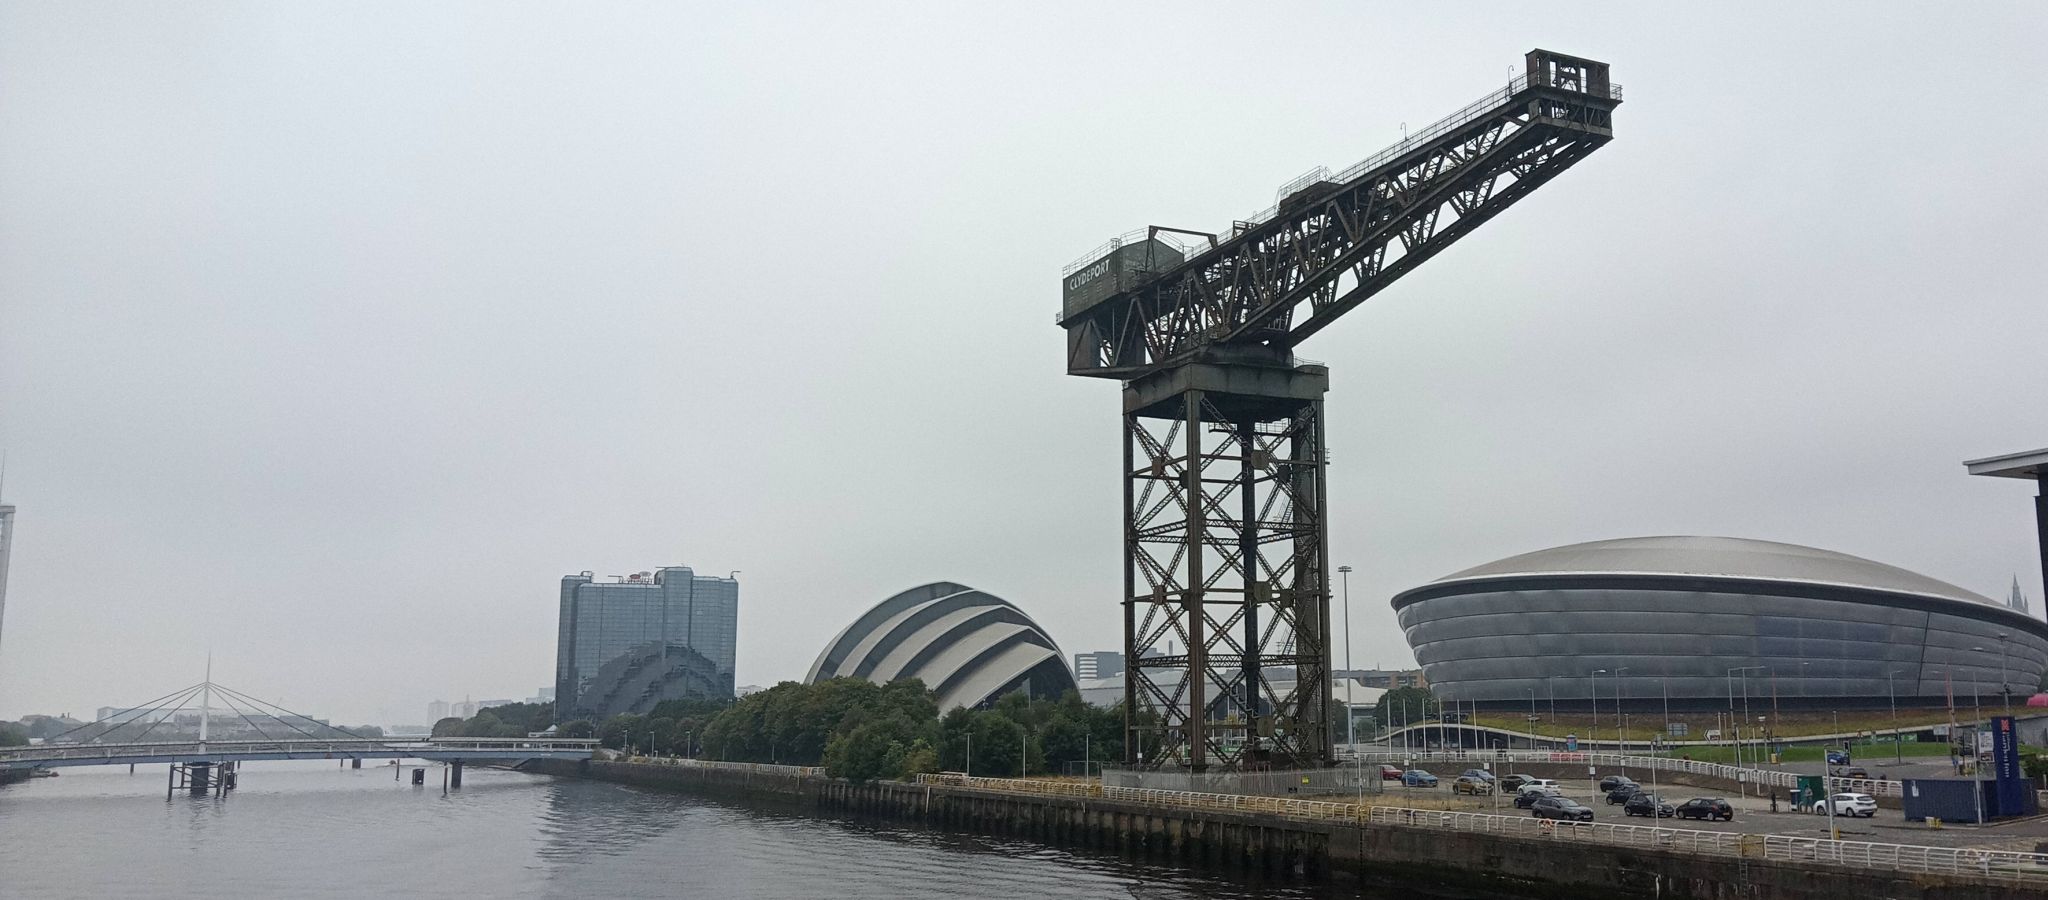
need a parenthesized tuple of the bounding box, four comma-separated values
(1969, 648, 1988, 826)
(1612, 667, 1629, 758)
(1997, 632, 2012, 715)
(1726, 666, 1763, 790)
(1528, 688, 1538, 750)
(1546, 676, 1559, 748)
(1591, 669, 1605, 750)
(1885, 669, 1901, 765)
(1339, 565, 1355, 751)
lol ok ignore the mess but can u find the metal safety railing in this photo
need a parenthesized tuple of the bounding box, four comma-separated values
(912, 772, 2044, 882)
(1347, 749, 1907, 797)
(622, 756, 824, 778)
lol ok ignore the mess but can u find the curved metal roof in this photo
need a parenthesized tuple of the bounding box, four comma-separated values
(1418, 536, 1998, 608)
(805, 582, 1075, 710)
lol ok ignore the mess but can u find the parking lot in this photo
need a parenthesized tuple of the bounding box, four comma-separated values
(1373, 768, 2048, 853)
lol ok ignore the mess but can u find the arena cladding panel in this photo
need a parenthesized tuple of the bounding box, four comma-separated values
(1390, 536, 2048, 709)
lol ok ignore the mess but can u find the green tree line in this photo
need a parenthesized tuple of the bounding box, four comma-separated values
(436, 679, 1133, 784)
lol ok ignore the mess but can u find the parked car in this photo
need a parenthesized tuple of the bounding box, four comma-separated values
(1825, 750, 1851, 766)
(1675, 798, 1734, 821)
(1459, 768, 1496, 783)
(1497, 774, 1538, 792)
(1623, 793, 1674, 818)
(1839, 767, 1870, 779)
(1531, 796, 1595, 821)
(1452, 776, 1494, 795)
(1402, 770, 1439, 787)
(1604, 781, 1641, 804)
(1378, 764, 1404, 781)
(1513, 790, 1546, 809)
(1597, 774, 1636, 792)
(1812, 793, 1877, 817)
(1517, 778, 1561, 793)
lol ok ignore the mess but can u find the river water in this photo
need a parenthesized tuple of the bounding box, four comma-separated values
(0, 761, 1394, 899)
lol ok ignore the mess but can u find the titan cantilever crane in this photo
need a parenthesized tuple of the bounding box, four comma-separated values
(1057, 49, 1620, 772)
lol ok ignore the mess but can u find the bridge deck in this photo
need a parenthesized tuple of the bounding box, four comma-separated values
(0, 738, 598, 771)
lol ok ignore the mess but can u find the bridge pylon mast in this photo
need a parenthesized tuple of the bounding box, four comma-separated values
(1063, 49, 1621, 771)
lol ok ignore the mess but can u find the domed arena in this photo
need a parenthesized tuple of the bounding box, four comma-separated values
(805, 582, 1076, 710)
(1392, 536, 2048, 710)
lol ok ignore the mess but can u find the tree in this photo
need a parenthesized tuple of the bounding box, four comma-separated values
(1374, 686, 1437, 733)
(559, 719, 595, 739)
(0, 721, 26, 748)
(598, 714, 646, 751)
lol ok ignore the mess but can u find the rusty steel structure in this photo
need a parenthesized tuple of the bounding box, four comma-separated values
(1058, 50, 1621, 772)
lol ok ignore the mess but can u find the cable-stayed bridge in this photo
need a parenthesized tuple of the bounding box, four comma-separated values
(0, 679, 595, 794)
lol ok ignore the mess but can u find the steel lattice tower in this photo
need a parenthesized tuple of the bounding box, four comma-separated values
(1058, 50, 1621, 771)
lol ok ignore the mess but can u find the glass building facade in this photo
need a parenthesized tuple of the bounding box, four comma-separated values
(554, 566, 738, 722)
(1393, 537, 2048, 710)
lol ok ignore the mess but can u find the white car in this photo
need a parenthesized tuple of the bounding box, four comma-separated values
(1518, 779, 1562, 792)
(1813, 793, 1877, 817)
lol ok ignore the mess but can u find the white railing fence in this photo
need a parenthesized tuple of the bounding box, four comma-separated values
(1348, 749, 1906, 797)
(909, 772, 2043, 882)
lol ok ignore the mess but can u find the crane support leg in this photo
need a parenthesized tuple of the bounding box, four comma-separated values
(1122, 356, 1332, 771)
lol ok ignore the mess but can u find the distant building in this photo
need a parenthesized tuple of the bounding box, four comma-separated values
(427, 700, 451, 722)
(1073, 650, 1124, 681)
(1331, 668, 1427, 690)
(555, 566, 738, 722)
(736, 684, 764, 697)
(478, 699, 518, 711)
(2011, 576, 2033, 617)
(451, 699, 478, 719)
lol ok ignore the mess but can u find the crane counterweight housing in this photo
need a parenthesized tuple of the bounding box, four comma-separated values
(1062, 49, 1620, 773)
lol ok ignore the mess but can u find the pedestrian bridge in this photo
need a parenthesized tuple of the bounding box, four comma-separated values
(0, 737, 598, 772)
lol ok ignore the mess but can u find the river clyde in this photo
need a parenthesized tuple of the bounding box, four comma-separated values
(0, 761, 1372, 899)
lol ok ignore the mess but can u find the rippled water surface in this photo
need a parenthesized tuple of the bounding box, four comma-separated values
(0, 762, 1363, 899)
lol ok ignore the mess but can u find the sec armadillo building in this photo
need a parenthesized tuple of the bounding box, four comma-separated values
(1392, 536, 2048, 710)
(806, 582, 1076, 710)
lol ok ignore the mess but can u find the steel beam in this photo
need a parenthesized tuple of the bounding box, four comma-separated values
(1122, 359, 1331, 770)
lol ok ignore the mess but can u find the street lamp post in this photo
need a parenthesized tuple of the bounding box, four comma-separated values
(1885, 670, 1901, 765)
(1591, 669, 1605, 750)
(1546, 676, 1558, 748)
(1970, 647, 1988, 826)
(1528, 688, 1538, 750)
(1612, 667, 1629, 758)
(1339, 565, 1355, 751)
(1997, 632, 2012, 715)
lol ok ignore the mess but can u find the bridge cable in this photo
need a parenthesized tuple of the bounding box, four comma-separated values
(121, 684, 209, 745)
(209, 682, 369, 741)
(39, 681, 205, 744)
(209, 689, 284, 743)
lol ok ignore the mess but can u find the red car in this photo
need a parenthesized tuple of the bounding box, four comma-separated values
(1378, 764, 1403, 781)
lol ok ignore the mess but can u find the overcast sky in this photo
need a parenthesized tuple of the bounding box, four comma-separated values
(3, 4, 2044, 725)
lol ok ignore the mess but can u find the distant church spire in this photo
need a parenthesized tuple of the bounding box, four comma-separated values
(2010, 574, 2032, 616)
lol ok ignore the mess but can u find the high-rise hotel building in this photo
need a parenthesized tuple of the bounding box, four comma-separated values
(554, 566, 737, 722)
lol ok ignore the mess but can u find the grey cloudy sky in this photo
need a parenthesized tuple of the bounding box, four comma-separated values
(2, 4, 2043, 725)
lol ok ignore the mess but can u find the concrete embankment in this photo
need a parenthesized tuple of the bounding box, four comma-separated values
(522, 759, 2033, 900)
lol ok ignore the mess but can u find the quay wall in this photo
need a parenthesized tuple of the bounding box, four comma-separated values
(520, 759, 2028, 900)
